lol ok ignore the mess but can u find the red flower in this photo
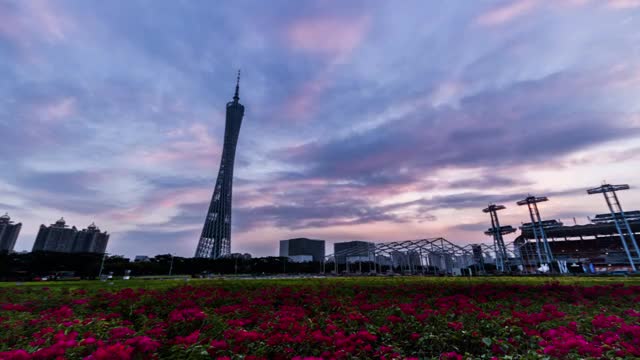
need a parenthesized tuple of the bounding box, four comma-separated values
(87, 343, 134, 360)
(440, 352, 463, 360)
(0, 350, 31, 360)
(125, 336, 161, 353)
(174, 330, 200, 347)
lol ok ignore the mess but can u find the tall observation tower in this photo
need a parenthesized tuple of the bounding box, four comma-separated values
(195, 72, 245, 258)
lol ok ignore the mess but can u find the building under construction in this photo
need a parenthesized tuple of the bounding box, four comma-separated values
(514, 212, 640, 273)
(504, 183, 640, 273)
(318, 183, 640, 275)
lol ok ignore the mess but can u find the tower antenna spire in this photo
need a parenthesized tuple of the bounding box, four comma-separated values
(233, 69, 240, 103)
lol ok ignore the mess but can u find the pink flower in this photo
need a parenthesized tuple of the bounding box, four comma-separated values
(125, 336, 161, 353)
(210, 339, 229, 350)
(174, 330, 200, 347)
(0, 349, 31, 360)
(87, 343, 134, 360)
(440, 352, 463, 360)
(108, 327, 136, 340)
(168, 307, 206, 322)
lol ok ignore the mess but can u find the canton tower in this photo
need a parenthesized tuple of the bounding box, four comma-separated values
(195, 72, 245, 258)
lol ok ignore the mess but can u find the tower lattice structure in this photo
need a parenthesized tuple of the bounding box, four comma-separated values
(587, 183, 640, 272)
(483, 204, 515, 272)
(517, 195, 554, 265)
(195, 72, 245, 258)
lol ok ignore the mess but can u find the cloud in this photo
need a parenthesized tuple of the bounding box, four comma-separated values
(475, 0, 539, 26)
(606, 0, 640, 9)
(127, 123, 222, 170)
(285, 15, 371, 57)
(35, 96, 77, 123)
(277, 70, 640, 186)
(234, 197, 436, 233)
(452, 222, 489, 232)
(3, 1, 640, 258)
(280, 14, 371, 120)
(0, 0, 76, 59)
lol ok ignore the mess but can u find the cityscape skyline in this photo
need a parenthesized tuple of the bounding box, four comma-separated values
(2, 1, 640, 258)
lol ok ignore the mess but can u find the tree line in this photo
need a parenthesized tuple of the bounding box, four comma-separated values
(0, 251, 335, 280)
(0, 251, 502, 281)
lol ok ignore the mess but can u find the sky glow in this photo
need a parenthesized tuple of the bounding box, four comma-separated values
(1, 0, 640, 257)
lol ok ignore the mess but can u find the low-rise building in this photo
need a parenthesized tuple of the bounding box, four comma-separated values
(280, 238, 325, 262)
(334, 241, 375, 264)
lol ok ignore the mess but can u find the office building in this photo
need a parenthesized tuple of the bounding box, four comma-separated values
(280, 238, 325, 262)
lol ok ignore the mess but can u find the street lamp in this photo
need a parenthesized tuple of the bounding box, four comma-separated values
(98, 252, 109, 279)
(168, 254, 174, 276)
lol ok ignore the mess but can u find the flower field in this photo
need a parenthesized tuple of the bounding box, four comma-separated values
(1, 277, 640, 359)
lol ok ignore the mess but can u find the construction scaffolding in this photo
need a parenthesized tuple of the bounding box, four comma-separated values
(587, 183, 640, 272)
(517, 195, 554, 266)
(483, 204, 516, 272)
(320, 182, 640, 275)
(325, 238, 522, 275)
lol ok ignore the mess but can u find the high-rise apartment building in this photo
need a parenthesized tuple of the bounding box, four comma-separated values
(73, 222, 109, 254)
(32, 218, 108, 254)
(0, 213, 21, 253)
(33, 218, 77, 253)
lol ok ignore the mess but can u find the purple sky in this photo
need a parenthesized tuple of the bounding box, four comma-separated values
(2, 0, 640, 258)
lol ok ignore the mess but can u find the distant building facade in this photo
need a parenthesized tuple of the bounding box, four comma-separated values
(72, 223, 109, 254)
(0, 213, 21, 253)
(334, 241, 375, 264)
(391, 250, 421, 268)
(33, 218, 77, 252)
(280, 238, 325, 262)
(33, 218, 108, 254)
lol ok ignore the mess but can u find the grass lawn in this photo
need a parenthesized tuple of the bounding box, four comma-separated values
(1, 275, 640, 290)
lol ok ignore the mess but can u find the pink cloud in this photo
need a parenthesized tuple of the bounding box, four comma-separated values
(131, 123, 221, 168)
(286, 15, 371, 57)
(35, 97, 77, 123)
(475, 0, 539, 26)
(428, 81, 465, 107)
(606, 0, 640, 9)
(109, 187, 210, 224)
(0, 0, 75, 52)
(552, 0, 640, 9)
(279, 14, 371, 120)
(601, 63, 640, 88)
(282, 76, 331, 119)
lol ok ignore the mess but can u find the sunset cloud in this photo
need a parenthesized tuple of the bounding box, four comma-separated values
(2, 1, 640, 257)
(475, 0, 538, 26)
(286, 15, 371, 58)
(606, 0, 640, 9)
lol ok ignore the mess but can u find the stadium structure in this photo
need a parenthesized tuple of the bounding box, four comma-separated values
(322, 183, 640, 275)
